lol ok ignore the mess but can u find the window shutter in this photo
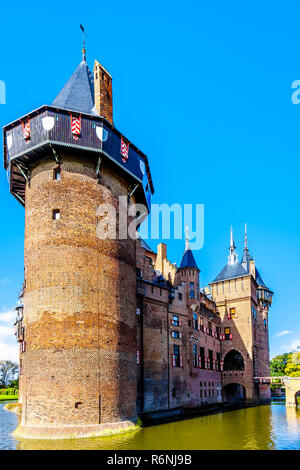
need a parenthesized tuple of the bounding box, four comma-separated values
(204, 357, 207, 369)
(22, 119, 31, 140)
(229, 333, 233, 340)
(227, 312, 231, 319)
(198, 355, 201, 368)
(180, 355, 183, 368)
(207, 358, 210, 369)
(220, 361, 224, 371)
(172, 354, 176, 367)
(179, 321, 182, 327)
(137, 350, 140, 364)
(179, 332, 182, 339)
(71, 114, 81, 139)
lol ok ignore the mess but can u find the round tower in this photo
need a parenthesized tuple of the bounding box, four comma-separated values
(4, 55, 153, 439)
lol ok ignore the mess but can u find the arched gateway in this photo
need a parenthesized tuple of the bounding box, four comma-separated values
(224, 383, 246, 402)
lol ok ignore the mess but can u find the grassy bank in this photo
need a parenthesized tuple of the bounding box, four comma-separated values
(0, 388, 18, 401)
(0, 394, 19, 401)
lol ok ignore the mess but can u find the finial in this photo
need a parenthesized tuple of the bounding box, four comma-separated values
(185, 225, 190, 250)
(244, 223, 248, 249)
(80, 24, 86, 61)
(228, 226, 237, 264)
(230, 225, 235, 249)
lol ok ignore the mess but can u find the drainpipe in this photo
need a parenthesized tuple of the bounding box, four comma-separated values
(167, 301, 170, 410)
(140, 298, 145, 413)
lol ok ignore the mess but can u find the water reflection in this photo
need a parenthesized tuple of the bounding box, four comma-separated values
(1, 403, 300, 450)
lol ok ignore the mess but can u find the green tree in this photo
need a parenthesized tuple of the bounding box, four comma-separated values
(270, 353, 290, 376)
(0, 361, 19, 388)
(285, 352, 300, 377)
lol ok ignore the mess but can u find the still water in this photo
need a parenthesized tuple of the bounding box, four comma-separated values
(1, 402, 300, 450)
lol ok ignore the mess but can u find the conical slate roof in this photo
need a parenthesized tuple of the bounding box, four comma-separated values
(241, 247, 251, 270)
(179, 248, 198, 270)
(52, 60, 95, 114)
(213, 261, 247, 282)
(139, 237, 156, 254)
(255, 268, 268, 288)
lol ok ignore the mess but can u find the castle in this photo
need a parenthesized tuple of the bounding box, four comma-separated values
(4, 49, 273, 439)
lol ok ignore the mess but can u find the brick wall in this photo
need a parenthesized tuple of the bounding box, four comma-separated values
(21, 154, 137, 428)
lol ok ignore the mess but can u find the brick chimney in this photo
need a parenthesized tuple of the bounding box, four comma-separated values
(93, 60, 113, 124)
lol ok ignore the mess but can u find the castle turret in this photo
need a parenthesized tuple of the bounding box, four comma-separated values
(210, 226, 273, 403)
(176, 227, 200, 302)
(4, 50, 153, 439)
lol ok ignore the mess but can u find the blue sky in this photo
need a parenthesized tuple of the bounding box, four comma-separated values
(0, 0, 300, 361)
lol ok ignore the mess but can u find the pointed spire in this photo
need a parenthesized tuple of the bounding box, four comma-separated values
(230, 225, 236, 250)
(241, 223, 251, 271)
(80, 24, 86, 62)
(228, 226, 238, 264)
(185, 225, 190, 251)
(179, 225, 198, 269)
(244, 223, 248, 249)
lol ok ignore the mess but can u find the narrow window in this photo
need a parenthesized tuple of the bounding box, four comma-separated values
(178, 293, 183, 301)
(224, 327, 231, 340)
(172, 345, 181, 367)
(53, 168, 61, 180)
(228, 307, 236, 319)
(193, 344, 197, 367)
(200, 347, 205, 369)
(52, 209, 60, 220)
(209, 350, 213, 370)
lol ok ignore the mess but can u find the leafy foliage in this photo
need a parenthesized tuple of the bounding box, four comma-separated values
(270, 353, 290, 376)
(270, 352, 300, 377)
(0, 361, 19, 388)
(285, 352, 300, 377)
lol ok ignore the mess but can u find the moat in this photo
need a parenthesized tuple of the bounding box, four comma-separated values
(1, 402, 299, 450)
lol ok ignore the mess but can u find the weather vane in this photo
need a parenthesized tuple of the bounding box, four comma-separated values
(80, 24, 87, 61)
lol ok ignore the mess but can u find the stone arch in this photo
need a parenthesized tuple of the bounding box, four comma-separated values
(223, 349, 245, 371)
(223, 383, 246, 402)
(295, 390, 300, 407)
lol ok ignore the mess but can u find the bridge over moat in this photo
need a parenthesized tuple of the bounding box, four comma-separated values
(254, 376, 300, 407)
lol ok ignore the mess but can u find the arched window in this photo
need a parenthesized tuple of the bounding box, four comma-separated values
(223, 350, 245, 370)
(193, 313, 198, 330)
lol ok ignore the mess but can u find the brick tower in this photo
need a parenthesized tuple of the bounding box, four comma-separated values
(210, 226, 273, 403)
(4, 51, 153, 439)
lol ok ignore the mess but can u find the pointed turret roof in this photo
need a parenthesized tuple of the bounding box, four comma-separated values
(255, 268, 268, 289)
(179, 249, 198, 269)
(241, 224, 251, 270)
(179, 226, 199, 270)
(213, 226, 246, 282)
(52, 59, 95, 115)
